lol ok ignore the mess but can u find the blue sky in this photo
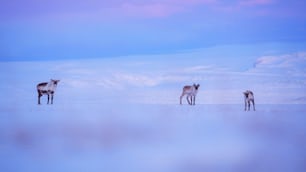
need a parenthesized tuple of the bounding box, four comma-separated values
(1, 0, 306, 61)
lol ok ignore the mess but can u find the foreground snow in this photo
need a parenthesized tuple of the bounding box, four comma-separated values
(1, 103, 306, 172)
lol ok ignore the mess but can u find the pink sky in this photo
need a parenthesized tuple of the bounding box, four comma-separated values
(0, 0, 290, 20)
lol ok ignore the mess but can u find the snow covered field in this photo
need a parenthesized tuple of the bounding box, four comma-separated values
(0, 48, 305, 171)
(1, 102, 305, 172)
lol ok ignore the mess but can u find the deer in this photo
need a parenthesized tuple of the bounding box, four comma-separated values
(180, 84, 200, 105)
(37, 79, 60, 105)
(243, 90, 255, 111)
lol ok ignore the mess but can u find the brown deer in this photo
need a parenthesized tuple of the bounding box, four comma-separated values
(180, 84, 200, 105)
(37, 79, 60, 105)
(243, 90, 255, 111)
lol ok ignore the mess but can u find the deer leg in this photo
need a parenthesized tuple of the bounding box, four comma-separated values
(180, 93, 185, 105)
(189, 95, 192, 105)
(51, 94, 54, 104)
(252, 100, 255, 111)
(187, 95, 192, 105)
(38, 93, 42, 105)
(244, 100, 247, 111)
(186, 96, 189, 105)
(189, 95, 193, 105)
(47, 94, 50, 104)
(190, 96, 194, 105)
(248, 101, 251, 111)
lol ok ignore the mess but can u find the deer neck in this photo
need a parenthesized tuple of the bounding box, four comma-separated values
(48, 82, 57, 91)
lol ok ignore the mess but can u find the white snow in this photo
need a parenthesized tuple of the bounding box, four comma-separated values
(1, 51, 306, 105)
(1, 52, 306, 171)
(0, 102, 305, 172)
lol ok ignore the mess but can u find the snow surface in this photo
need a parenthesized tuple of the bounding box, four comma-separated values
(1, 51, 306, 171)
(1, 102, 305, 172)
(1, 51, 306, 105)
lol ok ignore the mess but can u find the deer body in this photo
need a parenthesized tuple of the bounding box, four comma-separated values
(37, 79, 60, 105)
(244, 90, 255, 111)
(180, 84, 200, 105)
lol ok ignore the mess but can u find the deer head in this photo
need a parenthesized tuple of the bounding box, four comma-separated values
(51, 79, 60, 85)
